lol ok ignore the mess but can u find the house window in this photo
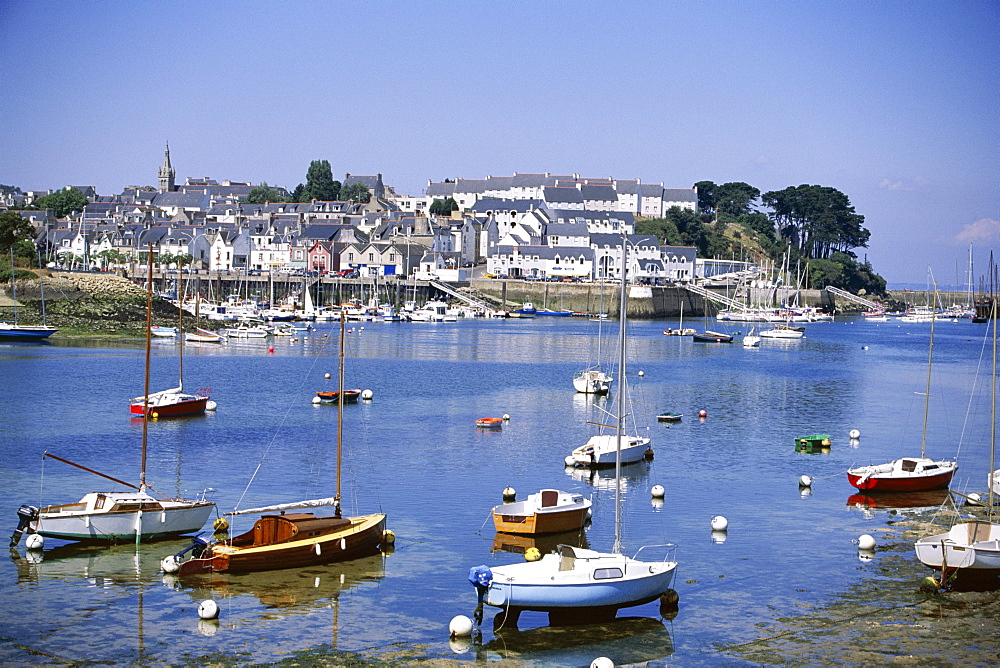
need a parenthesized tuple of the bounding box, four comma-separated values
(389, 253, 395, 261)
(348, 253, 354, 261)
(368, 252, 373, 261)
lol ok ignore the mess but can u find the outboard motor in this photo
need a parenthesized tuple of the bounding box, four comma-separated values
(10, 505, 39, 548)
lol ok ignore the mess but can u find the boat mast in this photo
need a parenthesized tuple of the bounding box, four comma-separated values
(920, 282, 938, 459)
(177, 267, 184, 392)
(989, 295, 996, 518)
(140, 242, 153, 489)
(9, 249, 17, 325)
(335, 311, 345, 517)
(614, 231, 628, 555)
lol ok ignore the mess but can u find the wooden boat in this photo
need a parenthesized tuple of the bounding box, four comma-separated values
(10, 249, 215, 547)
(476, 417, 504, 429)
(165, 313, 388, 576)
(795, 434, 832, 453)
(847, 288, 958, 492)
(692, 330, 733, 343)
(492, 489, 591, 535)
(656, 412, 682, 422)
(130, 250, 212, 418)
(316, 389, 361, 404)
(663, 328, 695, 336)
(471, 241, 676, 621)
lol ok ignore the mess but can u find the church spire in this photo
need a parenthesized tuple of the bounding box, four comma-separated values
(158, 142, 176, 192)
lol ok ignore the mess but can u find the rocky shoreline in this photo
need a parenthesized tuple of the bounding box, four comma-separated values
(1, 271, 184, 337)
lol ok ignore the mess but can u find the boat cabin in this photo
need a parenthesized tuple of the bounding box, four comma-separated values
(238, 513, 352, 547)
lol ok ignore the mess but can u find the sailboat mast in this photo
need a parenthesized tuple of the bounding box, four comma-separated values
(177, 268, 184, 391)
(336, 312, 345, 516)
(920, 283, 938, 459)
(9, 249, 17, 324)
(614, 233, 628, 555)
(140, 242, 153, 488)
(989, 296, 996, 516)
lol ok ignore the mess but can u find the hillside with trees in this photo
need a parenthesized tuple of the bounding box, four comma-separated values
(637, 181, 885, 294)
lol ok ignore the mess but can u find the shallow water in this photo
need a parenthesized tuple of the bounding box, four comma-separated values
(0, 315, 994, 665)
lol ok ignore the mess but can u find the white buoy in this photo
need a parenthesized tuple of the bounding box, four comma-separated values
(502, 413, 510, 421)
(25, 533, 44, 551)
(799, 475, 813, 488)
(711, 515, 728, 531)
(160, 555, 180, 574)
(855, 534, 876, 550)
(849, 429, 861, 439)
(197, 599, 220, 620)
(360, 327, 365, 331)
(324, 372, 331, 379)
(311, 396, 322, 404)
(205, 400, 217, 411)
(502, 486, 516, 502)
(967, 493, 983, 506)
(449, 615, 474, 638)
(591, 657, 615, 668)
(651, 484, 665, 498)
(638, 370, 644, 377)
(361, 389, 374, 400)
(564, 456, 576, 467)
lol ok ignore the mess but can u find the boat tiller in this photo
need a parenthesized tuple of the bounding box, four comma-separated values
(10, 504, 38, 548)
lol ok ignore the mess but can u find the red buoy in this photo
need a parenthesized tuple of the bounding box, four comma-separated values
(698, 409, 707, 418)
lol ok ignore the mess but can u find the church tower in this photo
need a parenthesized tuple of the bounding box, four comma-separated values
(158, 142, 176, 192)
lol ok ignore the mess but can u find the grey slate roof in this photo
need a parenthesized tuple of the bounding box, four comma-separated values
(580, 185, 617, 202)
(543, 187, 584, 203)
(662, 188, 697, 202)
(544, 222, 590, 236)
(152, 191, 210, 209)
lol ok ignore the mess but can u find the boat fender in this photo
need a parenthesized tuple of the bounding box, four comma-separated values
(9, 504, 39, 548)
(213, 517, 229, 533)
(525, 547, 541, 562)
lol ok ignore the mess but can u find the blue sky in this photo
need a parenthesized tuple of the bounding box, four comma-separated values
(1, 1, 996, 285)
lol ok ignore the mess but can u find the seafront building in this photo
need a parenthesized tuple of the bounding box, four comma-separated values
(8, 148, 751, 283)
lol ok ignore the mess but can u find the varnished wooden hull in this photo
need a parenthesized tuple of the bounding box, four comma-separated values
(176, 513, 385, 575)
(493, 507, 589, 535)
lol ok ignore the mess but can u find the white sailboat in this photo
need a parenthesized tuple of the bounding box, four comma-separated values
(574, 284, 613, 394)
(471, 235, 677, 623)
(914, 300, 1000, 576)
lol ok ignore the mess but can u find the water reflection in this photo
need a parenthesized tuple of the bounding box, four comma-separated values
(165, 554, 386, 611)
(481, 614, 673, 665)
(491, 530, 589, 556)
(846, 489, 952, 511)
(566, 461, 651, 492)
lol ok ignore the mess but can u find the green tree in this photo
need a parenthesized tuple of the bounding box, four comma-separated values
(714, 182, 760, 217)
(245, 182, 288, 204)
(693, 181, 716, 214)
(0, 211, 35, 254)
(762, 184, 869, 259)
(34, 188, 89, 218)
(340, 182, 371, 203)
(290, 183, 307, 202)
(304, 160, 340, 201)
(429, 197, 458, 216)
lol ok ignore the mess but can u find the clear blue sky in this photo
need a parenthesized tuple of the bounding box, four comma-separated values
(1, 1, 996, 286)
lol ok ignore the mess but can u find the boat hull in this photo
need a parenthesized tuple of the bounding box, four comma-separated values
(130, 396, 208, 417)
(34, 497, 214, 543)
(915, 522, 1000, 571)
(847, 465, 956, 492)
(493, 507, 588, 535)
(484, 549, 677, 611)
(0, 325, 58, 341)
(177, 513, 386, 575)
(571, 435, 651, 467)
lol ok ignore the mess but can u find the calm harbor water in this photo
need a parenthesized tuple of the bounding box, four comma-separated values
(0, 315, 995, 666)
